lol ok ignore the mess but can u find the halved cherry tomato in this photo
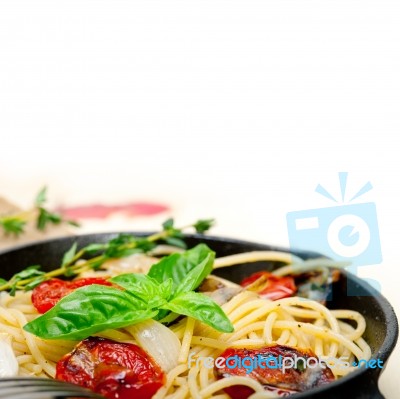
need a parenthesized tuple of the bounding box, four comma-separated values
(240, 271, 296, 300)
(214, 345, 334, 399)
(56, 337, 165, 399)
(32, 277, 112, 313)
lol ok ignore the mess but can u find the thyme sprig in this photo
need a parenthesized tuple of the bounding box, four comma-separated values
(0, 218, 215, 294)
(0, 187, 79, 237)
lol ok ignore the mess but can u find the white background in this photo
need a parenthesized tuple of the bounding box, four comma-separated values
(1, 1, 399, 397)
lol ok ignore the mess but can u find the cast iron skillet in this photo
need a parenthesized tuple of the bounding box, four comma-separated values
(0, 233, 398, 399)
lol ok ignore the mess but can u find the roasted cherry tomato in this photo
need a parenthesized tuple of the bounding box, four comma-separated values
(32, 277, 112, 313)
(240, 271, 296, 300)
(56, 337, 165, 399)
(214, 345, 335, 399)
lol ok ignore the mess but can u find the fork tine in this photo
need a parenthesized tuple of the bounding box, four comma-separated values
(0, 378, 89, 388)
(0, 378, 104, 399)
(0, 390, 99, 399)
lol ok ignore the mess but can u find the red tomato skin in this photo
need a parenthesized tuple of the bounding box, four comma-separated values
(32, 277, 112, 313)
(56, 337, 165, 399)
(240, 271, 296, 300)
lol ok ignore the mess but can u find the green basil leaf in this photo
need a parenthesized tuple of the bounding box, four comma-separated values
(110, 274, 172, 307)
(24, 285, 157, 340)
(161, 291, 234, 333)
(61, 243, 77, 267)
(174, 254, 213, 296)
(148, 244, 215, 294)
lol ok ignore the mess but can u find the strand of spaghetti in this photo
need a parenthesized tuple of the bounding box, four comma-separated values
(225, 300, 272, 324)
(355, 336, 371, 359)
(97, 328, 136, 342)
(17, 354, 36, 365)
(200, 365, 211, 390)
(330, 310, 366, 340)
(264, 312, 278, 344)
(199, 376, 265, 398)
(195, 297, 268, 341)
(279, 297, 340, 356)
(0, 306, 19, 324)
(188, 365, 202, 399)
(229, 339, 265, 347)
(278, 298, 340, 332)
(249, 331, 260, 340)
(0, 322, 24, 339)
(272, 259, 348, 277)
(221, 291, 260, 316)
(12, 309, 56, 376)
(214, 251, 303, 269)
(179, 317, 196, 363)
(272, 321, 365, 360)
(281, 306, 320, 319)
(219, 303, 280, 340)
(337, 321, 364, 360)
(313, 319, 325, 357)
(165, 384, 189, 399)
(152, 364, 188, 399)
(191, 336, 228, 350)
(224, 321, 265, 343)
(276, 329, 291, 345)
(175, 377, 187, 386)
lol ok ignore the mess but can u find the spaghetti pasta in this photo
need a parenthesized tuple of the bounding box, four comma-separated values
(0, 250, 371, 399)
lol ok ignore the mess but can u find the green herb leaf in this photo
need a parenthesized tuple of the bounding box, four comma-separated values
(23, 285, 158, 340)
(161, 291, 234, 333)
(164, 237, 187, 249)
(34, 187, 47, 207)
(194, 219, 215, 233)
(0, 218, 26, 236)
(82, 243, 108, 255)
(11, 265, 44, 280)
(8, 265, 45, 296)
(24, 275, 47, 291)
(37, 208, 62, 230)
(62, 243, 77, 267)
(105, 234, 144, 258)
(0, 278, 8, 286)
(162, 218, 174, 230)
(295, 358, 306, 372)
(1, 218, 215, 294)
(67, 220, 80, 227)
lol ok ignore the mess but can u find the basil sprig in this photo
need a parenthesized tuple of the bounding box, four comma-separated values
(24, 244, 234, 340)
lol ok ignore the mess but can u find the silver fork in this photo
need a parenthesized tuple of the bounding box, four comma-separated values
(0, 378, 105, 399)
